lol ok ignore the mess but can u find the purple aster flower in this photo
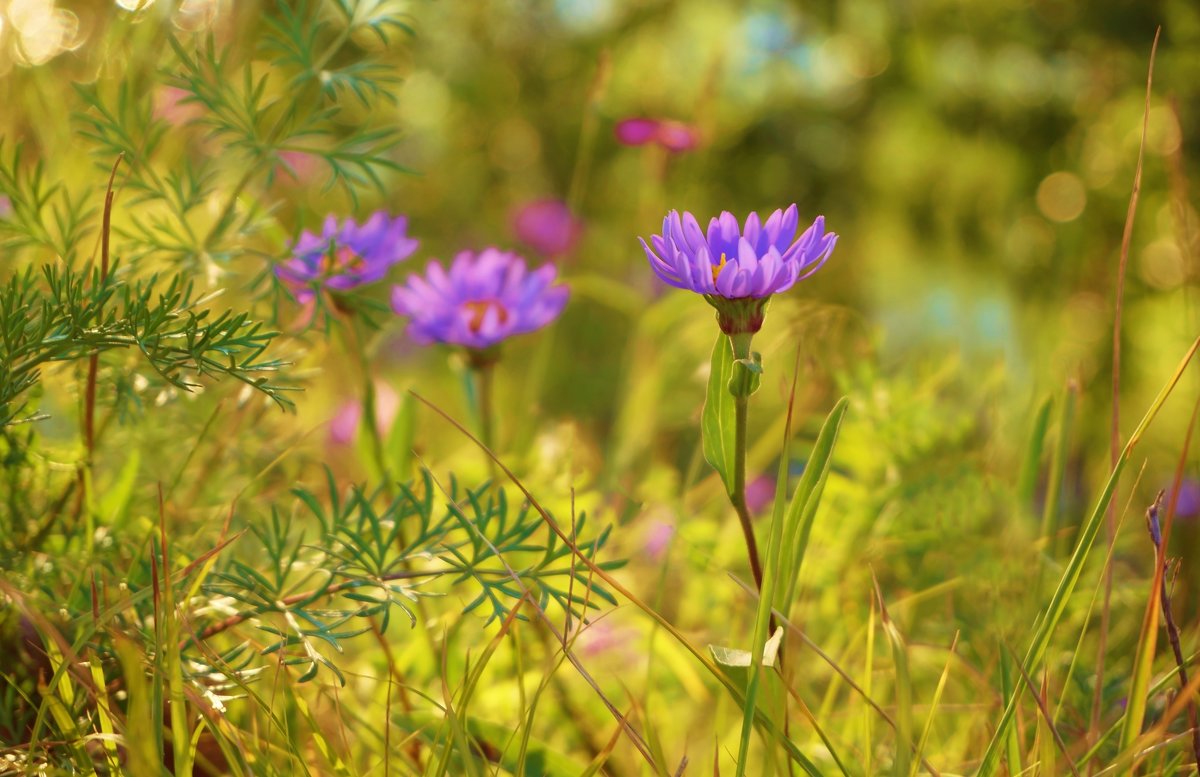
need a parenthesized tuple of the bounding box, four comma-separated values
(638, 205, 837, 333)
(390, 248, 569, 350)
(512, 199, 583, 257)
(277, 212, 419, 303)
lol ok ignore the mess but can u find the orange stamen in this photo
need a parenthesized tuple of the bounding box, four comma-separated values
(463, 300, 510, 333)
(712, 252, 728, 285)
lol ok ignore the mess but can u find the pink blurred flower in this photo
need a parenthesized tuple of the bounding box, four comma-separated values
(745, 474, 777, 515)
(654, 121, 699, 152)
(277, 150, 321, 183)
(643, 519, 675, 561)
(575, 619, 640, 659)
(614, 117, 699, 152)
(0, 195, 11, 218)
(328, 382, 400, 445)
(512, 199, 583, 257)
(614, 117, 660, 145)
(154, 86, 203, 126)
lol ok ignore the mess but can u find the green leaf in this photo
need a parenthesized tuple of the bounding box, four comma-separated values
(708, 627, 785, 685)
(701, 332, 736, 496)
(386, 390, 417, 480)
(99, 449, 140, 526)
(777, 397, 849, 617)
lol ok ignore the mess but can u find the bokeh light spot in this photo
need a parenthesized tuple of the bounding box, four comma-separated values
(1138, 239, 1186, 290)
(1036, 171, 1086, 222)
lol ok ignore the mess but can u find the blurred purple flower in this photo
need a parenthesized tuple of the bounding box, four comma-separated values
(643, 519, 675, 561)
(614, 117, 698, 152)
(391, 248, 569, 350)
(1174, 479, 1200, 519)
(0, 195, 10, 218)
(277, 212, 418, 303)
(640, 205, 836, 300)
(329, 383, 400, 445)
(745, 474, 776, 515)
(512, 199, 583, 257)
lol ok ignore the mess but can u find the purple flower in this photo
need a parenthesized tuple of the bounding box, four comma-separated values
(640, 205, 836, 299)
(276, 212, 419, 303)
(390, 248, 569, 350)
(1174, 479, 1200, 519)
(512, 199, 583, 257)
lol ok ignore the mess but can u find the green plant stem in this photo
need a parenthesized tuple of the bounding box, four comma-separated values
(729, 332, 764, 591)
(468, 349, 500, 482)
(345, 317, 389, 487)
(477, 360, 496, 455)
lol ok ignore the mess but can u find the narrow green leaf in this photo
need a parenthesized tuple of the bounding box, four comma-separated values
(701, 332, 736, 496)
(1017, 394, 1053, 507)
(777, 398, 850, 617)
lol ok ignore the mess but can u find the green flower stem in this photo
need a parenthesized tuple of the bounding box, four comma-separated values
(728, 331, 764, 591)
(467, 348, 500, 480)
(347, 316, 389, 487)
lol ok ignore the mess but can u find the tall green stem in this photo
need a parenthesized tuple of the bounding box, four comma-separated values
(728, 332, 764, 591)
(347, 317, 389, 487)
(467, 349, 500, 480)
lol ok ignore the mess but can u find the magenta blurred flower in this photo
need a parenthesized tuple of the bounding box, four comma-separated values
(0, 195, 11, 218)
(614, 117, 660, 145)
(615, 117, 699, 152)
(512, 199, 583, 256)
(391, 248, 569, 350)
(745, 474, 776, 515)
(643, 519, 675, 561)
(329, 383, 400, 445)
(277, 212, 419, 303)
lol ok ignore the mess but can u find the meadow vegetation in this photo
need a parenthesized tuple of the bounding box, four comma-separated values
(0, 0, 1198, 774)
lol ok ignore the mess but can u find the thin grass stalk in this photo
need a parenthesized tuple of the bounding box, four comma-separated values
(1093, 26, 1161, 757)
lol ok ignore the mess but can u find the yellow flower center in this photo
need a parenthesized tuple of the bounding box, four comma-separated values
(712, 252, 728, 285)
(321, 246, 365, 274)
(462, 299, 509, 333)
